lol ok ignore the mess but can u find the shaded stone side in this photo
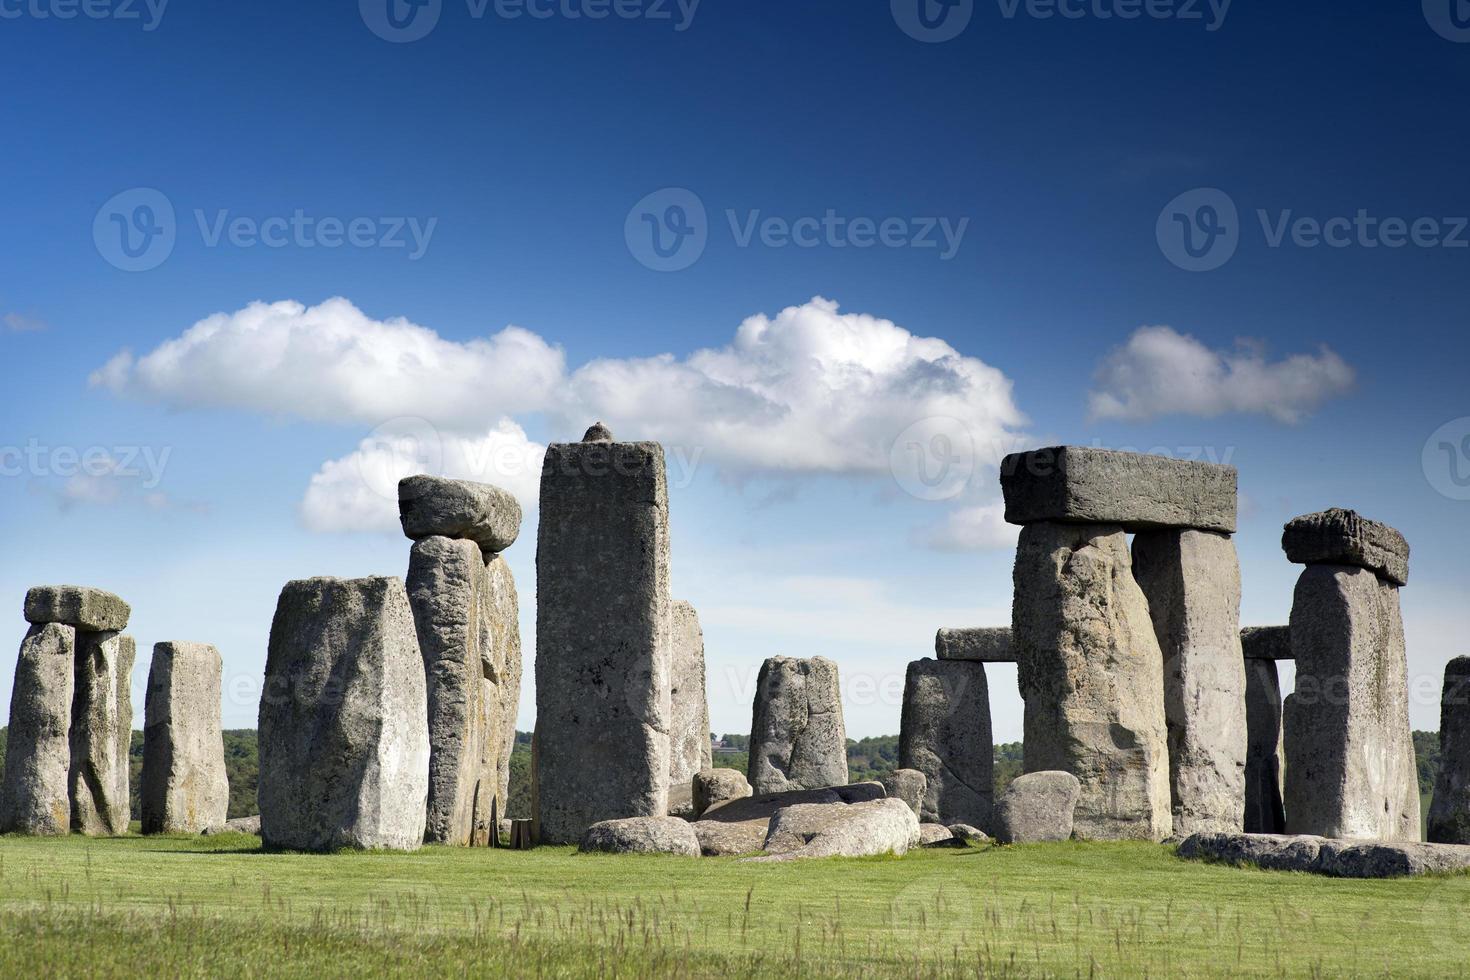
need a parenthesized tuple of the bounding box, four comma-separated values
(258, 576, 429, 851)
(1133, 529, 1246, 836)
(1243, 658, 1286, 834)
(1428, 656, 1470, 844)
(748, 656, 847, 795)
(1241, 626, 1292, 661)
(898, 658, 992, 829)
(142, 642, 229, 834)
(70, 631, 134, 835)
(1013, 521, 1172, 841)
(533, 437, 671, 844)
(0, 624, 76, 834)
(485, 555, 522, 825)
(1283, 565, 1419, 841)
(669, 600, 712, 786)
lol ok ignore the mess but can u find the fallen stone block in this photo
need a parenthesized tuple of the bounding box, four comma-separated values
(919, 823, 956, 846)
(948, 823, 989, 844)
(24, 585, 130, 632)
(881, 768, 927, 818)
(0, 624, 75, 835)
(748, 655, 847, 795)
(579, 816, 700, 856)
(1178, 832, 1470, 878)
(700, 782, 886, 825)
(1281, 508, 1409, 586)
(692, 768, 751, 819)
(753, 798, 919, 861)
(142, 642, 230, 834)
(1000, 447, 1236, 533)
(691, 817, 767, 856)
(899, 658, 992, 829)
(1428, 656, 1470, 845)
(934, 627, 1014, 662)
(398, 475, 522, 555)
(994, 771, 1080, 844)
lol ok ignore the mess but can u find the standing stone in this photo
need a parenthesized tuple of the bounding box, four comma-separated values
(1013, 522, 1172, 841)
(70, 631, 134, 835)
(1133, 528, 1246, 836)
(669, 600, 712, 787)
(258, 576, 429, 851)
(533, 429, 672, 844)
(407, 536, 521, 846)
(1284, 564, 1419, 840)
(142, 642, 229, 834)
(1428, 657, 1470, 844)
(747, 655, 847, 795)
(1241, 627, 1289, 834)
(899, 658, 992, 829)
(0, 624, 75, 835)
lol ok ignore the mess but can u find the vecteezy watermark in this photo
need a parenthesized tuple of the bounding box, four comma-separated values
(360, 0, 698, 42)
(1158, 188, 1470, 272)
(891, 0, 1230, 42)
(94, 188, 438, 271)
(0, 439, 171, 488)
(889, 417, 977, 501)
(1423, 0, 1470, 43)
(1423, 417, 1470, 501)
(0, 0, 168, 30)
(624, 188, 969, 272)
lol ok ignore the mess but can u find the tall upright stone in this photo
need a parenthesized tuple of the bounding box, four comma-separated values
(0, 624, 76, 835)
(142, 642, 230, 834)
(533, 425, 672, 844)
(899, 658, 993, 829)
(669, 600, 712, 787)
(1428, 657, 1470, 844)
(70, 631, 135, 835)
(1133, 529, 1246, 835)
(1012, 522, 1172, 841)
(1241, 627, 1290, 834)
(1282, 510, 1418, 841)
(748, 655, 847, 795)
(258, 576, 429, 851)
(406, 532, 522, 846)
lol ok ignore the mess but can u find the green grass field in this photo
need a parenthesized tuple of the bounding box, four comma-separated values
(1, 832, 1468, 977)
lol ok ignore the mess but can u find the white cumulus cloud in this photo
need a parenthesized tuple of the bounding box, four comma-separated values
(1088, 326, 1355, 424)
(916, 500, 1019, 553)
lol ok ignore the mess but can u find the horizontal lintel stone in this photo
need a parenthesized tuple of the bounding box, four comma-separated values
(1241, 626, 1292, 661)
(935, 627, 1015, 663)
(1281, 508, 1408, 586)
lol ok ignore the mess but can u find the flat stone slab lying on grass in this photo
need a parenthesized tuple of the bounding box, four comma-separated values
(749, 798, 919, 861)
(1000, 446, 1237, 533)
(580, 816, 700, 856)
(398, 475, 522, 555)
(919, 823, 955, 846)
(1281, 508, 1409, 586)
(203, 814, 262, 835)
(934, 627, 1014, 662)
(24, 586, 130, 632)
(691, 818, 767, 856)
(948, 823, 989, 844)
(694, 782, 888, 856)
(1177, 832, 1470, 878)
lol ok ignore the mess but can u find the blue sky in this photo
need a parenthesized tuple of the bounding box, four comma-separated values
(3, 0, 1469, 740)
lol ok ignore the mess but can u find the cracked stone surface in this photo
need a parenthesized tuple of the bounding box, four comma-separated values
(0, 624, 76, 835)
(899, 658, 992, 829)
(747, 656, 847, 795)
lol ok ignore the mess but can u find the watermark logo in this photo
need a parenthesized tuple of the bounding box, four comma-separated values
(1156, 187, 1239, 272)
(93, 188, 176, 273)
(1424, 0, 1470, 42)
(0, 0, 169, 30)
(356, 417, 446, 501)
(360, 0, 442, 42)
(625, 187, 708, 272)
(889, 417, 976, 501)
(1423, 417, 1470, 501)
(891, 0, 974, 43)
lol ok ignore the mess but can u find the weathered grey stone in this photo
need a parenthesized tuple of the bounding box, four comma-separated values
(206, 814, 261, 835)
(748, 655, 847, 795)
(899, 659, 992, 829)
(948, 822, 989, 844)
(691, 817, 767, 856)
(70, 631, 134, 835)
(258, 576, 429, 851)
(994, 771, 1081, 844)
(1243, 657, 1286, 834)
(755, 798, 920, 861)
(1282, 508, 1409, 586)
(24, 585, 130, 632)
(582, 421, 614, 443)
(934, 627, 1014, 662)
(407, 537, 521, 846)
(0, 624, 75, 835)
(398, 475, 522, 555)
(692, 767, 751, 818)
(669, 601, 711, 787)
(699, 782, 886, 824)
(533, 436, 671, 844)
(1283, 565, 1419, 840)
(1000, 447, 1237, 533)
(1178, 832, 1470, 878)
(1013, 522, 1172, 841)
(1133, 529, 1246, 836)
(667, 781, 695, 819)
(579, 816, 700, 856)
(1241, 626, 1292, 660)
(881, 768, 927, 818)
(919, 823, 955, 846)
(142, 642, 229, 834)
(1428, 656, 1470, 844)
